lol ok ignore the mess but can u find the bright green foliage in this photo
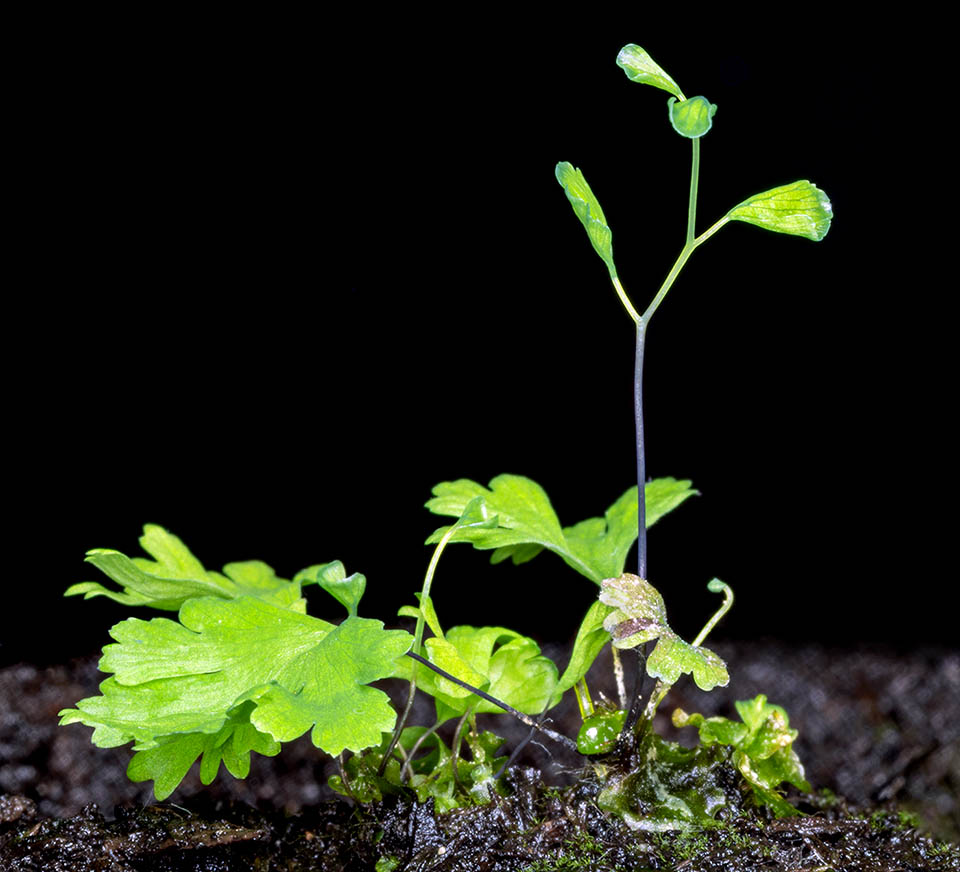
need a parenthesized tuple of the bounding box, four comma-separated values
(396, 599, 558, 723)
(668, 96, 717, 139)
(577, 707, 627, 755)
(646, 636, 728, 691)
(616, 44, 684, 99)
(58, 42, 829, 825)
(672, 694, 811, 816)
(329, 727, 508, 813)
(599, 574, 729, 691)
(426, 475, 696, 584)
(555, 162, 616, 273)
(59, 590, 412, 799)
(66, 524, 311, 613)
(294, 560, 366, 617)
(726, 180, 833, 241)
(124, 701, 280, 801)
(556, 599, 611, 697)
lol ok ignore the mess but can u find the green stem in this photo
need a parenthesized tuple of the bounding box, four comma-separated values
(450, 708, 474, 794)
(611, 274, 642, 324)
(640, 137, 703, 324)
(401, 719, 442, 783)
(412, 527, 456, 662)
(379, 526, 458, 774)
(691, 581, 734, 647)
(640, 679, 670, 724)
(686, 139, 700, 246)
(611, 645, 628, 710)
(637, 582, 734, 728)
(574, 678, 595, 719)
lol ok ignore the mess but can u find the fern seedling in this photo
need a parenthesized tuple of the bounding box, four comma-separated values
(60, 42, 831, 827)
(428, 43, 831, 824)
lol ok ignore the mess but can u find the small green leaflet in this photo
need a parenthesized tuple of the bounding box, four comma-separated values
(577, 708, 627, 755)
(647, 636, 728, 691)
(672, 694, 810, 816)
(725, 180, 832, 241)
(426, 475, 696, 584)
(616, 44, 685, 100)
(394, 607, 558, 724)
(294, 560, 366, 617)
(65, 524, 312, 613)
(555, 600, 612, 699)
(59, 595, 412, 799)
(555, 162, 616, 274)
(668, 95, 717, 139)
(599, 573, 729, 691)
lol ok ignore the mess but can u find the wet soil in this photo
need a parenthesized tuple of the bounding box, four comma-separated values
(2, 642, 958, 870)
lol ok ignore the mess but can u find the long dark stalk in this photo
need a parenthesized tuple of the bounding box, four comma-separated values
(404, 651, 577, 751)
(635, 321, 647, 580)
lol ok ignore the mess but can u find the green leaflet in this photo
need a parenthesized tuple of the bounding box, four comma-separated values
(668, 95, 717, 139)
(59, 595, 412, 799)
(294, 560, 366, 617)
(646, 636, 728, 692)
(555, 599, 612, 699)
(555, 162, 616, 274)
(66, 524, 310, 613)
(577, 708, 627, 755)
(125, 702, 280, 800)
(616, 44, 685, 99)
(673, 694, 811, 816)
(426, 475, 696, 584)
(599, 573, 729, 691)
(394, 622, 558, 724)
(725, 180, 833, 241)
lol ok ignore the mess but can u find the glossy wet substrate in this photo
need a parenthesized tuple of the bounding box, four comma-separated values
(2, 767, 958, 870)
(2, 642, 957, 869)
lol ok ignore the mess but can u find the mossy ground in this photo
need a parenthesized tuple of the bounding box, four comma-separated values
(2, 644, 957, 869)
(2, 767, 958, 870)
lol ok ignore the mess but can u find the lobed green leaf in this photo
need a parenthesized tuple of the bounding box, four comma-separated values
(67, 525, 310, 613)
(725, 180, 833, 241)
(599, 573, 668, 648)
(599, 572, 728, 690)
(60, 595, 412, 798)
(555, 162, 616, 273)
(645, 634, 729, 691)
(616, 44, 684, 99)
(125, 702, 280, 800)
(426, 475, 696, 584)
(395, 624, 558, 723)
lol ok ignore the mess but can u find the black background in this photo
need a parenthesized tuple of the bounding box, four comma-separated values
(6, 15, 953, 668)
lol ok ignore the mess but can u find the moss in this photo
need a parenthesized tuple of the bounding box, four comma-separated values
(593, 728, 745, 830)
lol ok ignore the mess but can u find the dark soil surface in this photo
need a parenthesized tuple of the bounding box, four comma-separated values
(2, 641, 958, 870)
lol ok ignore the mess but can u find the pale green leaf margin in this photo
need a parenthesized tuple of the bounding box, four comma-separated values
(616, 44, 685, 100)
(726, 180, 833, 241)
